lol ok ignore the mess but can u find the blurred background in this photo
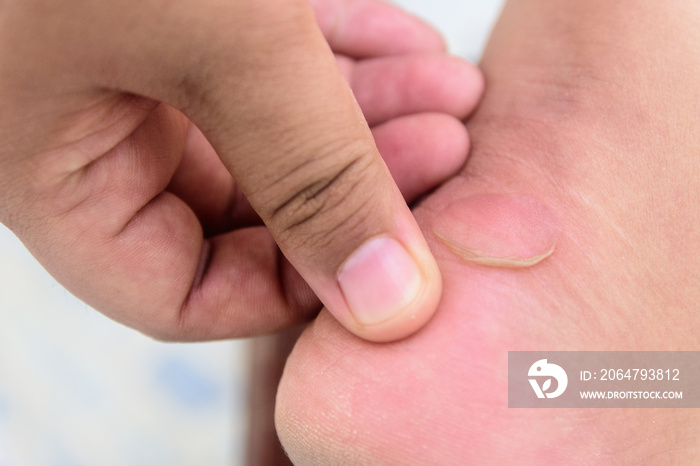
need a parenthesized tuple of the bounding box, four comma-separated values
(0, 1, 503, 465)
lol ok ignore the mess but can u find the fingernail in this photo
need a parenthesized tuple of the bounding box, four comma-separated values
(338, 237, 424, 326)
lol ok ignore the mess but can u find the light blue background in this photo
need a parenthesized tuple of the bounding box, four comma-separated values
(0, 1, 504, 465)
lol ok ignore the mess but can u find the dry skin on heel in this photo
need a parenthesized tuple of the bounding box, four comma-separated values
(432, 194, 560, 268)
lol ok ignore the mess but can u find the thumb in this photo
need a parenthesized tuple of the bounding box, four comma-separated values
(179, 1, 442, 342)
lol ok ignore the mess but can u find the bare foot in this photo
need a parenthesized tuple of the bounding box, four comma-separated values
(276, 1, 700, 464)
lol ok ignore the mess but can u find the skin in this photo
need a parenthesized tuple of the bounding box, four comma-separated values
(277, 0, 700, 464)
(0, 3, 482, 461)
(0, 0, 483, 341)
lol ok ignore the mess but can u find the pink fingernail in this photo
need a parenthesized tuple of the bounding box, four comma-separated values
(338, 237, 423, 326)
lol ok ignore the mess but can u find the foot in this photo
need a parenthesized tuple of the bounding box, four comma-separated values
(277, 1, 700, 463)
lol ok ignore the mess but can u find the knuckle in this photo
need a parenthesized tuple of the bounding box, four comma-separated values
(258, 137, 379, 248)
(171, 1, 319, 111)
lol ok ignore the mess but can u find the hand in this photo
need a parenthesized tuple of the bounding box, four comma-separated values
(0, 0, 482, 341)
(277, 0, 700, 463)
